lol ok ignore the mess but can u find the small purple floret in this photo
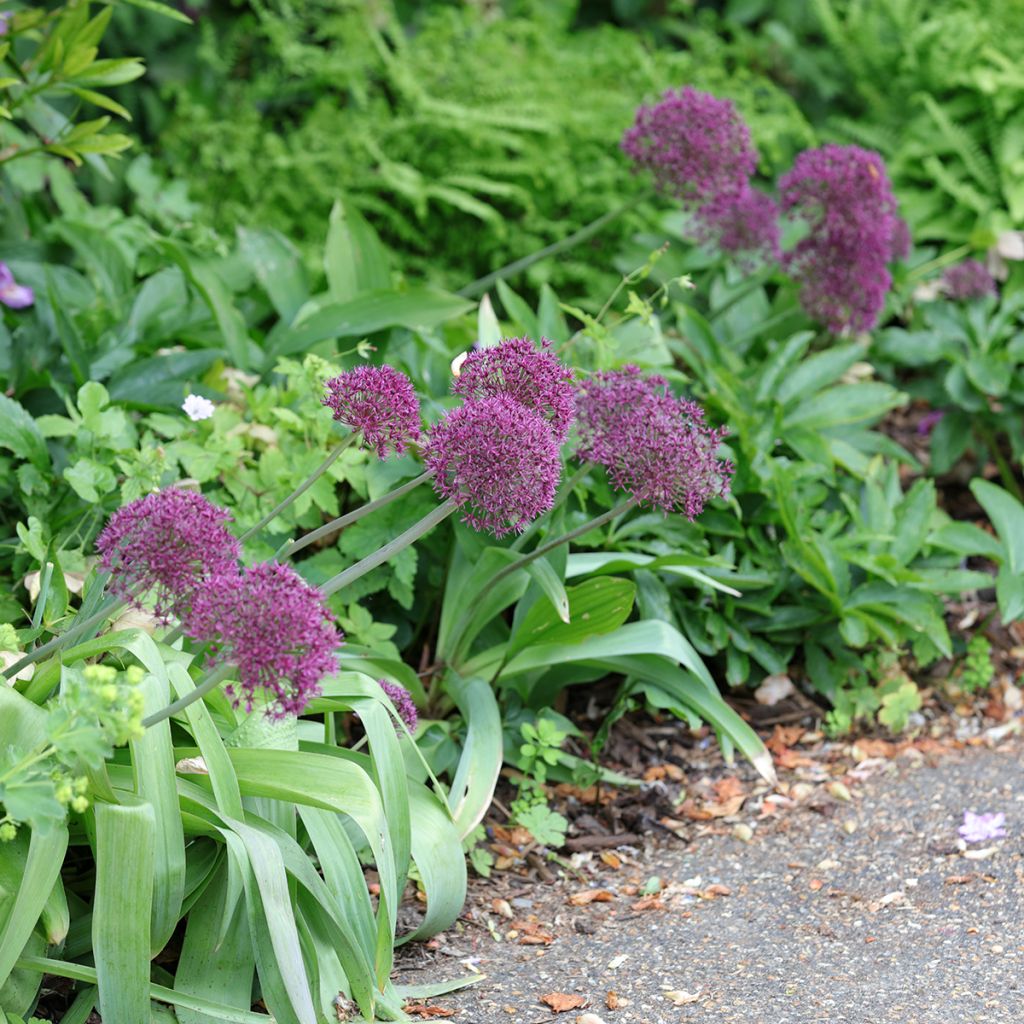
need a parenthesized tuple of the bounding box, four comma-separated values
(576, 367, 733, 519)
(958, 810, 1007, 844)
(424, 395, 561, 538)
(453, 336, 576, 443)
(322, 365, 421, 458)
(622, 86, 757, 205)
(378, 679, 418, 732)
(0, 262, 33, 309)
(941, 260, 998, 301)
(96, 489, 240, 624)
(187, 562, 341, 717)
(692, 186, 781, 264)
(779, 144, 903, 334)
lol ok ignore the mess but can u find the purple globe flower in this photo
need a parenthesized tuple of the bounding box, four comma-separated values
(941, 260, 997, 301)
(453, 336, 576, 443)
(622, 86, 757, 206)
(378, 679, 418, 732)
(322, 365, 421, 458)
(692, 186, 781, 264)
(576, 368, 733, 519)
(186, 562, 341, 717)
(779, 144, 903, 334)
(96, 489, 240, 624)
(423, 395, 561, 538)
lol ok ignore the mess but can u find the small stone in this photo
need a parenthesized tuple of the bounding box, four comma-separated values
(732, 823, 754, 843)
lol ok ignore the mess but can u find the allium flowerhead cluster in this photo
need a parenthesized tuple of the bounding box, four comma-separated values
(576, 367, 733, 519)
(322, 365, 421, 458)
(693, 186, 781, 265)
(187, 562, 341, 717)
(378, 679, 418, 732)
(941, 260, 997, 301)
(622, 86, 757, 205)
(96, 489, 240, 623)
(424, 395, 561, 537)
(452, 336, 576, 442)
(779, 144, 902, 334)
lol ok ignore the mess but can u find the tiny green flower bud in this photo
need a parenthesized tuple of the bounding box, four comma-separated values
(0, 822, 17, 842)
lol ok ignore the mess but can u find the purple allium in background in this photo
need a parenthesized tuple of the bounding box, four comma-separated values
(0, 262, 33, 309)
(452, 336, 576, 443)
(916, 409, 945, 437)
(958, 810, 1007, 844)
(941, 260, 998, 301)
(779, 144, 902, 334)
(692, 186, 781, 264)
(187, 562, 341, 717)
(378, 679, 418, 732)
(424, 395, 561, 537)
(96, 489, 240, 624)
(889, 217, 912, 261)
(622, 86, 757, 206)
(576, 367, 734, 519)
(322, 365, 421, 458)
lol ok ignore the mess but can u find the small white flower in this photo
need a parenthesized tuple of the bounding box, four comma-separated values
(182, 394, 215, 421)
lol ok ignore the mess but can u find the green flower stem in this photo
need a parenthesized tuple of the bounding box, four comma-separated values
(141, 662, 235, 730)
(319, 499, 458, 598)
(280, 470, 435, 560)
(447, 497, 637, 659)
(905, 243, 973, 283)
(237, 434, 358, 544)
(510, 461, 593, 553)
(975, 422, 1024, 502)
(458, 190, 654, 299)
(2, 596, 125, 681)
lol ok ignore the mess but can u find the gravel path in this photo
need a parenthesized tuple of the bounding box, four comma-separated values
(397, 742, 1024, 1024)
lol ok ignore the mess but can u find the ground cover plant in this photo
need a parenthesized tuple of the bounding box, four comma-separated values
(2, 1, 1024, 1021)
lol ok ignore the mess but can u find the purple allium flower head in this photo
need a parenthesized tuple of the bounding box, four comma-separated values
(692, 186, 781, 264)
(622, 86, 757, 206)
(941, 260, 998, 301)
(0, 262, 33, 309)
(452, 336, 576, 443)
(958, 810, 1007, 844)
(187, 562, 341, 717)
(96, 488, 240, 624)
(576, 367, 733, 519)
(378, 679, 418, 732)
(322, 365, 421, 458)
(424, 395, 561, 537)
(779, 144, 902, 334)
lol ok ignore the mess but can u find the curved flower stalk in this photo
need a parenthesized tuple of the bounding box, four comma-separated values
(779, 143, 903, 334)
(452, 336, 576, 443)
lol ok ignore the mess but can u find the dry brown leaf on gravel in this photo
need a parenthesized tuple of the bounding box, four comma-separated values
(643, 763, 684, 782)
(568, 889, 617, 906)
(664, 990, 702, 1005)
(766, 724, 806, 752)
(404, 1005, 455, 1018)
(630, 895, 665, 911)
(540, 993, 588, 1013)
(599, 851, 622, 869)
(605, 991, 621, 1010)
(700, 883, 732, 899)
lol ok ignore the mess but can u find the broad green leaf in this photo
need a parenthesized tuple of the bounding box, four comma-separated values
(444, 673, 502, 839)
(238, 227, 307, 324)
(324, 198, 391, 302)
(0, 395, 49, 471)
(970, 479, 1024, 572)
(784, 382, 904, 430)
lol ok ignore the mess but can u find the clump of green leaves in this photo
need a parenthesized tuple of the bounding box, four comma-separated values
(509, 715, 569, 848)
(959, 634, 996, 694)
(824, 649, 923, 736)
(0, 663, 145, 838)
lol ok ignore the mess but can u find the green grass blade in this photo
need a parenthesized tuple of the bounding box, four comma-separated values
(92, 799, 155, 1024)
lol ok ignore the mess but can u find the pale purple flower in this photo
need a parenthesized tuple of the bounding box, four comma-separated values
(779, 144, 902, 334)
(941, 260, 998, 301)
(187, 562, 341, 717)
(0, 12, 9, 36)
(452, 336, 576, 443)
(576, 367, 733, 519)
(622, 86, 757, 206)
(917, 409, 945, 436)
(322, 365, 421, 458)
(378, 679, 418, 732)
(958, 810, 1007, 844)
(692, 186, 781, 264)
(96, 489, 240, 624)
(182, 394, 215, 421)
(423, 395, 561, 538)
(0, 262, 33, 309)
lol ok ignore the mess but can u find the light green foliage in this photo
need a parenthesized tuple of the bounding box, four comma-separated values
(824, 650, 922, 735)
(960, 634, 996, 694)
(508, 715, 570, 847)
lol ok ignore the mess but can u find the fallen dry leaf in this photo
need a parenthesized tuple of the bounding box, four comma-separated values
(599, 851, 622, 870)
(404, 1005, 455, 1018)
(630, 895, 664, 911)
(643, 763, 684, 782)
(576, 1015, 606, 1024)
(945, 874, 975, 885)
(701, 883, 732, 899)
(605, 991, 620, 1010)
(766, 724, 806, 752)
(540, 993, 587, 1013)
(568, 889, 617, 906)
(664, 990, 702, 1005)
(491, 898, 513, 919)
(809, 879, 824, 891)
